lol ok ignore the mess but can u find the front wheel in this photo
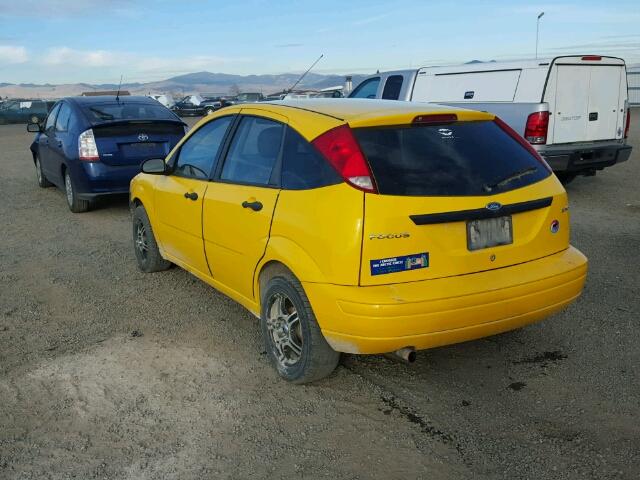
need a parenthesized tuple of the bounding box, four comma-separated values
(64, 169, 90, 213)
(35, 155, 52, 188)
(261, 272, 339, 383)
(132, 205, 171, 273)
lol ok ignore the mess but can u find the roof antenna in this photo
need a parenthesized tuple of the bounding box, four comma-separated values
(287, 54, 323, 94)
(116, 74, 123, 102)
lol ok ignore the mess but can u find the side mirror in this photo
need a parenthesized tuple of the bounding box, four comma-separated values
(27, 122, 42, 133)
(141, 158, 167, 175)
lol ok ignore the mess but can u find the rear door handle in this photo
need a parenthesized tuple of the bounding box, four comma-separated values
(242, 200, 263, 211)
(184, 191, 198, 201)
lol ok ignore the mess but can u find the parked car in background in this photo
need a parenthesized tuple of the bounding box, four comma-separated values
(28, 95, 186, 212)
(148, 94, 175, 109)
(0, 99, 55, 124)
(232, 92, 264, 103)
(129, 99, 587, 383)
(350, 56, 632, 183)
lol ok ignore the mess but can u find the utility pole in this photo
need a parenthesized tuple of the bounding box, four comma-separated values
(536, 12, 545, 59)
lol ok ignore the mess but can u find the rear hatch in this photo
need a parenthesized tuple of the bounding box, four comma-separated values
(547, 56, 626, 144)
(353, 116, 569, 286)
(92, 121, 185, 166)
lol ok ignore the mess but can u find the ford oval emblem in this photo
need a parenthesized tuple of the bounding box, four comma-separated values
(138, 133, 149, 141)
(486, 202, 502, 211)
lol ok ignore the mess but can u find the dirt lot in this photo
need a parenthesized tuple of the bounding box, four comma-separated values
(1, 112, 639, 480)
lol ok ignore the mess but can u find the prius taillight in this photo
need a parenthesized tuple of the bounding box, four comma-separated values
(524, 111, 550, 145)
(78, 129, 100, 162)
(494, 116, 552, 172)
(312, 124, 377, 193)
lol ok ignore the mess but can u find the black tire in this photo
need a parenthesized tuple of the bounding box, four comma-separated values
(63, 169, 90, 213)
(556, 172, 577, 185)
(132, 205, 171, 273)
(260, 269, 339, 383)
(204, 107, 215, 115)
(30, 114, 40, 124)
(35, 155, 52, 188)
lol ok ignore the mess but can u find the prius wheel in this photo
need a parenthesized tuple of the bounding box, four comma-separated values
(261, 271, 339, 383)
(132, 205, 171, 273)
(35, 155, 52, 188)
(64, 169, 90, 213)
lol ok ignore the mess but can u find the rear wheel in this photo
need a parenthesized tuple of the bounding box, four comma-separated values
(260, 271, 339, 383)
(204, 107, 215, 115)
(35, 155, 52, 188)
(64, 169, 90, 213)
(132, 205, 171, 273)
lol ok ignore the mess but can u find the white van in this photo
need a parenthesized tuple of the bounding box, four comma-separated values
(350, 56, 632, 182)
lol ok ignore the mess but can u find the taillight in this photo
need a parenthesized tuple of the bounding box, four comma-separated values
(78, 129, 99, 162)
(413, 113, 457, 125)
(624, 108, 630, 139)
(494, 116, 552, 172)
(524, 111, 549, 145)
(312, 124, 377, 192)
(581, 55, 602, 61)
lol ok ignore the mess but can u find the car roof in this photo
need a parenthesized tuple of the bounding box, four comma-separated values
(65, 95, 160, 106)
(262, 98, 493, 124)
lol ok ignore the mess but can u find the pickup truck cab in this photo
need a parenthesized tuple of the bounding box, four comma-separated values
(350, 56, 632, 182)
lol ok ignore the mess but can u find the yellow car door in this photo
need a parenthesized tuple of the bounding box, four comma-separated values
(154, 115, 235, 276)
(202, 109, 286, 302)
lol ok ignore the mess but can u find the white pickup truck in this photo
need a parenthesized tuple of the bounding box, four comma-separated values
(349, 56, 632, 182)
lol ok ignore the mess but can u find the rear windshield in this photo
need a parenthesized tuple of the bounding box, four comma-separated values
(354, 120, 550, 196)
(81, 102, 178, 123)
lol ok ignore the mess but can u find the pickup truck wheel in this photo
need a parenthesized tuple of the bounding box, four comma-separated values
(132, 205, 171, 273)
(64, 170, 90, 213)
(35, 155, 52, 188)
(556, 172, 577, 185)
(261, 273, 339, 383)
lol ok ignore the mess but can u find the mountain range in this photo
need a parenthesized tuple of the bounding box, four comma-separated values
(0, 71, 370, 99)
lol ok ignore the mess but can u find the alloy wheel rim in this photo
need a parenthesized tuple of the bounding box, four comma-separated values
(64, 173, 73, 206)
(266, 292, 303, 367)
(135, 221, 148, 260)
(36, 158, 42, 183)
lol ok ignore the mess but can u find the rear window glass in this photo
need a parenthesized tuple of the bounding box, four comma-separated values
(81, 102, 177, 122)
(354, 121, 550, 196)
(382, 75, 404, 100)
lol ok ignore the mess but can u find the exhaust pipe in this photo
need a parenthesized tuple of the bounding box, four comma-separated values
(384, 347, 417, 364)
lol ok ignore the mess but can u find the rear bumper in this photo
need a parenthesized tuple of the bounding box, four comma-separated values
(539, 142, 632, 173)
(303, 247, 587, 354)
(69, 161, 139, 200)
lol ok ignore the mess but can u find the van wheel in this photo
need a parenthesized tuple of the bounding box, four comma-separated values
(35, 155, 52, 188)
(132, 205, 171, 273)
(261, 272, 339, 383)
(64, 169, 90, 213)
(556, 172, 577, 185)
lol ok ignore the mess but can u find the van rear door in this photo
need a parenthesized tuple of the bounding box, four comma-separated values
(353, 118, 568, 286)
(549, 58, 625, 144)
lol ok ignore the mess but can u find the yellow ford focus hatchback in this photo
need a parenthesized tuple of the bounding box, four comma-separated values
(130, 99, 587, 383)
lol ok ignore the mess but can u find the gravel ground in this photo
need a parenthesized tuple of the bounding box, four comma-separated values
(0, 112, 638, 480)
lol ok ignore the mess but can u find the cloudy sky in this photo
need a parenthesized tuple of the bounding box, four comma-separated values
(0, 0, 639, 84)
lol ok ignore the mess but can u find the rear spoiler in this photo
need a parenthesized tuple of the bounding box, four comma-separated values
(88, 118, 187, 128)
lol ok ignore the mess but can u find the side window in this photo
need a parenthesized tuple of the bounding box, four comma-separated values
(220, 116, 284, 185)
(55, 104, 72, 132)
(349, 77, 380, 99)
(174, 116, 233, 179)
(44, 103, 60, 131)
(281, 127, 341, 190)
(382, 75, 404, 100)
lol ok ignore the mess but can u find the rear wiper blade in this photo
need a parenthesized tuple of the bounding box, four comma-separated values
(483, 167, 537, 192)
(89, 107, 114, 120)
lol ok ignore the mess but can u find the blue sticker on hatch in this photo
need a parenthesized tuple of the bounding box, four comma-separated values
(370, 253, 429, 276)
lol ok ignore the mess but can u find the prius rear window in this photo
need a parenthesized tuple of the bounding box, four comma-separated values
(354, 121, 550, 196)
(81, 102, 177, 122)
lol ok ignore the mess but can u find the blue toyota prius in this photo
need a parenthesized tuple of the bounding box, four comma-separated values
(28, 95, 186, 212)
